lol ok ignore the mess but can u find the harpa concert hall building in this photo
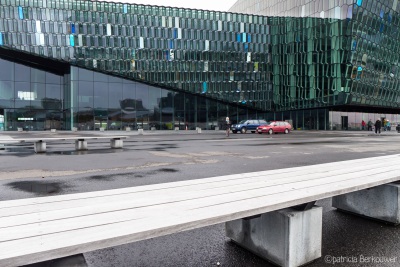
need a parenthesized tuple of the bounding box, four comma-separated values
(0, 0, 400, 131)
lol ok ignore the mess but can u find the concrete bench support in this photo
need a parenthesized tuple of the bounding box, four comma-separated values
(226, 206, 322, 267)
(75, 140, 88, 151)
(34, 141, 46, 153)
(110, 139, 123, 149)
(24, 254, 87, 267)
(332, 183, 400, 224)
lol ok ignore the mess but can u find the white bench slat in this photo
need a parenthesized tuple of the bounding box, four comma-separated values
(1, 163, 400, 243)
(1, 154, 397, 211)
(0, 157, 396, 227)
(0, 156, 396, 219)
(1, 167, 400, 266)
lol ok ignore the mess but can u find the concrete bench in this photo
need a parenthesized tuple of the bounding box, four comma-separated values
(0, 154, 400, 267)
(0, 136, 128, 153)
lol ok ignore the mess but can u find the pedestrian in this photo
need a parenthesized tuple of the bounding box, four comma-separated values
(387, 120, 391, 131)
(367, 119, 373, 131)
(225, 117, 231, 137)
(375, 119, 381, 134)
(361, 120, 366, 130)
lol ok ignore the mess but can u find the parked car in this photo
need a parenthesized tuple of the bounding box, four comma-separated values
(257, 121, 292, 134)
(231, 119, 268, 134)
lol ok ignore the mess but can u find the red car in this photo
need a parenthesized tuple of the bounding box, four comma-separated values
(257, 121, 292, 134)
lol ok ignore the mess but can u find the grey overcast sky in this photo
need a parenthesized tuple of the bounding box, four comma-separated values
(104, 0, 238, 11)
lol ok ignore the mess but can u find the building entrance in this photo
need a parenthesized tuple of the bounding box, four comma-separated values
(341, 116, 348, 130)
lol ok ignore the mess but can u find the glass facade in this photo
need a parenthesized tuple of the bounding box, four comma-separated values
(230, 0, 400, 112)
(69, 65, 256, 131)
(0, 0, 399, 131)
(0, 58, 64, 130)
(0, 0, 273, 110)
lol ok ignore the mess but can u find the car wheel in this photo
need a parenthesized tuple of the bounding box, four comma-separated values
(251, 131, 255, 133)
(232, 130, 237, 134)
(284, 129, 289, 134)
(268, 129, 273, 135)
(241, 127, 247, 134)
(258, 132, 262, 134)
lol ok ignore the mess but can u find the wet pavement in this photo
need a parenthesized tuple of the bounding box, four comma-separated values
(1, 130, 400, 266)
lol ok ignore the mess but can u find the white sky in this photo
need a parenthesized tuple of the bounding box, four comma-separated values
(104, 0, 238, 11)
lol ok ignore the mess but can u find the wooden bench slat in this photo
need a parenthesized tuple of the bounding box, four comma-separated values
(1, 167, 400, 267)
(1, 154, 398, 211)
(0, 156, 397, 219)
(0, 159, 380, 227)
(2, 163, 400, 243)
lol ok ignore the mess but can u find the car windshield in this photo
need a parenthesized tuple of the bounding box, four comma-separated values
(239, 120, 247, 124)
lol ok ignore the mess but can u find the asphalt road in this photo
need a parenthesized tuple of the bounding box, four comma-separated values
(1, 130, 400, 267)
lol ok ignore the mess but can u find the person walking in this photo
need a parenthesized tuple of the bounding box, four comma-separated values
(367, 119, 373, 131)
(225, 117, 231, 137)
(361, 120, 366, 130)
(375, 119, 382, 134)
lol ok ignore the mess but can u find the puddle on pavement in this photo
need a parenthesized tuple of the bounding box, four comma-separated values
(86, 173, 120, 181)
(6, 181, 70, 195)
(85, 168, 179, 181)
(150, 146, 178, 151)
(2, 147, 34, 152)
(51, 149, 125, 155)
(157, 168, 178, 173)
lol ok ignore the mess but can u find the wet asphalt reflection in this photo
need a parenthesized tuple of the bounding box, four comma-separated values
(2, 131, 400, 266)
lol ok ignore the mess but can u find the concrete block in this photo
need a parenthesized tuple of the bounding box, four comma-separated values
(332, 183, 400, 224)
(175, 127, 179, 131)
(75, 140, 88, 151)
(17, 127, 23, 132)
(138, 129, 144, 135)
(110, 139, 123, 149)
(214, 127, 220, 131)
(72, 127, 78, 132)
(151, 127, 156, 131)
(226, 206, 322, 267)
(50, 129, 56, 133)
(34, 141, 46, 153)
(25, 254, 88, 267)
(196, 127, 202, 134)
(99, 128, 105, 132)
(126, 127, 131, 132)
